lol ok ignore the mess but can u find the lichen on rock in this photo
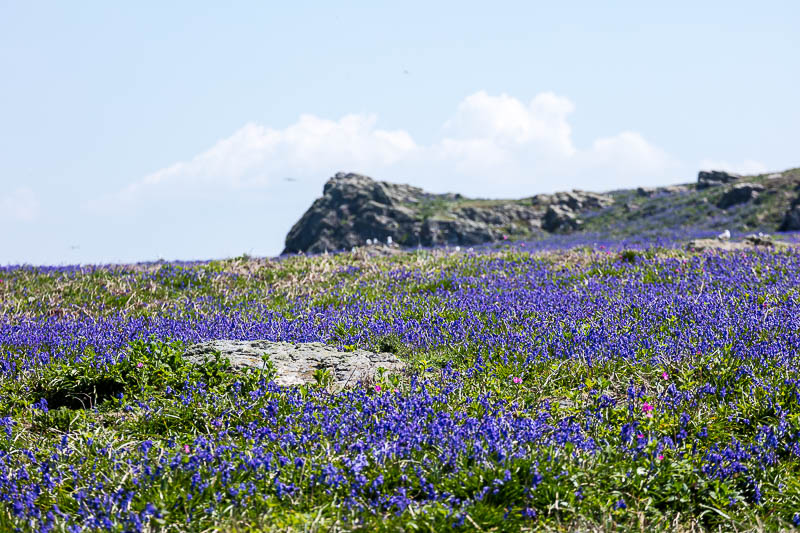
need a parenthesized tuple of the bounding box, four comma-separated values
(184, 340, 405, 391)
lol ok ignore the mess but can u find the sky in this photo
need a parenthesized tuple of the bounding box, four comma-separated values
(1, 1, 798, 265)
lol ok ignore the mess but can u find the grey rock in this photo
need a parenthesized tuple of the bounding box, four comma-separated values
(455, 204, 543, 226)
(283, 172, 587, 254)
(531, 190, 614, 211)
(717, 183, 765, 209)
(637, 185, 688, 197)
(542, 205, 582, 232)
(687, 234, 791, 252)
(283, 173, 429, 254)
(780, 196, 800, 231)
(697, 170, 742, 189)
(184, 340, 405, 391)
(781, 207, 800, 231)
(743, 233, 776, 247)
(420, 217, 500, 246)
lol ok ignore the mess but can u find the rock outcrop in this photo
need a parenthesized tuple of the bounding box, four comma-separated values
(529, 190, 614, 211)
(780, 196, 800, 231)
(637, 185, 689, 197)
(283, 172, 614, 254)
(542, 205, 582, 232)
(283, 168, 800, 255)
(686, 233, 793, 252)
(697, 170, 742, 189)
(717, 183, 765, 209)
(184, 340, 404, 391)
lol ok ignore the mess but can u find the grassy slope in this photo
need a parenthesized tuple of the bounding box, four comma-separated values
(1, 245, 800, 531)
(412, 168, 800, 238)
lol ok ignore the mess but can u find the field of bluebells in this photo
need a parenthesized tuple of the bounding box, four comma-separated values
(2, 234, 800, 531)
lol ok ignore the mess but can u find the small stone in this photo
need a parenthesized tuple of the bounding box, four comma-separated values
(743, 233, 775, 247)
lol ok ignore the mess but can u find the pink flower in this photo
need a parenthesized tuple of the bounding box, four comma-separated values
(657, 454, 664, 461)
(183, 445, 191, 454)
(374, 385, 381, 392)
(642, 403, 654, 417)
(662, 371, 669, 380)
(136, 362, 143, 368)
(637, 434, 645, 439)
(512, 377, 522, 384)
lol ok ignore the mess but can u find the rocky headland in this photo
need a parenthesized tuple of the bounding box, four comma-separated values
(283, 168, 800, 254)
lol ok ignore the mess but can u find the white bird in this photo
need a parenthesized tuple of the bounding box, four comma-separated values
(718, 229, 731, 241)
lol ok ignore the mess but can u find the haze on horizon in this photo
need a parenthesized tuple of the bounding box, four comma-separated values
(1, 1, 798, 265)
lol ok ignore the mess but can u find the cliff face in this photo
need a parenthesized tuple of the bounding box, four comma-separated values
(283, 169, 800, 254)
(282, 172, 614, 254)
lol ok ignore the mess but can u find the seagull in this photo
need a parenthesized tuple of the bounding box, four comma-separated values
(717, 229, 731, 241)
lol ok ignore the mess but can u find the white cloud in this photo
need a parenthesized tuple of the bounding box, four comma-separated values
(115, 91, 677, 201)
(1, 188, 39, 221)
(122, 115, 418, 200)
(583, 131, 673, 184)
(441, 91, 576, 157)
(699, 158, 768, 175)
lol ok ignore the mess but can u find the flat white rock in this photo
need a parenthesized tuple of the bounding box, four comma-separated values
(184, 340, 404, 391)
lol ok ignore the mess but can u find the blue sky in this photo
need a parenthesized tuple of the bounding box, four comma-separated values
(1, 1, 798, 265)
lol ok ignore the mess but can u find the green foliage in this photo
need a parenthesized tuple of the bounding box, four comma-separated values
(0, 339, 267, 417)
(619, 249, 639, 264)
(312, 368, 333, 391)
(374, 334, 404, 354)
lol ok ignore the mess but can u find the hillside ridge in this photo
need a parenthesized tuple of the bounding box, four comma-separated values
(283, 168, 800, 254)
